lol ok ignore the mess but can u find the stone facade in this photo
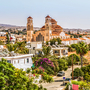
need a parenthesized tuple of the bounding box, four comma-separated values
(27, 15, 70, 42)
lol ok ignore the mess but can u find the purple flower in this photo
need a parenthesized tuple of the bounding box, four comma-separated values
(41, 62, 42, 64)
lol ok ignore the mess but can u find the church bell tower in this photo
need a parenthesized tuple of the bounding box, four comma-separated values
(27, 16, 33, 42)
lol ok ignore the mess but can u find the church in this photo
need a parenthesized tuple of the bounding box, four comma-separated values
(27, 15, 70, 42)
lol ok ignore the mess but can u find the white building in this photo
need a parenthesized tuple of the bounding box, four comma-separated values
(29, 42, 68, 58)
(0, 54, 33, 71)
(0, 32, 6, 36)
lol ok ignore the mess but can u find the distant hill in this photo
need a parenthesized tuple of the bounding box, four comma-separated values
(0, 24, 40, 31)
(0, 24, 26, 28)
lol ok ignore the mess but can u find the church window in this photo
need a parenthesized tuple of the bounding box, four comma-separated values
(28, 39, 30, 41)
(27, 25, 30, 31)
(28, 19, 30, 23)
(28, 34, 30, 36)
(46, 27, 49, 30)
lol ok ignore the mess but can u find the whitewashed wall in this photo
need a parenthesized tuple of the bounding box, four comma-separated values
(0, 54, 33, 71)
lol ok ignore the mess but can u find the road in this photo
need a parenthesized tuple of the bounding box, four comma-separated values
(42, 65, 80, 90)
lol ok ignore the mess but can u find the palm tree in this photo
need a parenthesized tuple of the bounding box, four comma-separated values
(75, 42, 88, 67)
(6, 44, 17, 52)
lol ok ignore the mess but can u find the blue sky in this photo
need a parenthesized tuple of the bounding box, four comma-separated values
(0, 0, 90, 29)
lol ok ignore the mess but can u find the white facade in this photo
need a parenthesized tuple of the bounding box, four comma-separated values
(11, 34, 16, 42)
(51, 31, 70, 40)
(0, 32, 6, 36)
(31, 42, 42, 49)
(0, 54, 33, 71)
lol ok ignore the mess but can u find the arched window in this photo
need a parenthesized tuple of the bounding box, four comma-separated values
(27, 25, 30, 31)
(36, 33, 44, 41)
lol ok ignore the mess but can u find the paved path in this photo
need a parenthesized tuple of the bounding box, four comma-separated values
(42, 65, 80, 90)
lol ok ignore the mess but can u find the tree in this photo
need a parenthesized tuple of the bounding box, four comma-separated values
(46, 38, 61, 45)
(58, 59, 68, 71)
(42, 46, 51, 56)
(6, 44, 17, 52)
(75, 42, 88, 67)
(71, 68, 84, 78)
(0, 58, 47, 90)
(88, 44, 90, 51)
(67, 54, 80, 66)
(81, 64, 90, 81)
(6, 34, 10, 44)
(0, 40, 4, 45)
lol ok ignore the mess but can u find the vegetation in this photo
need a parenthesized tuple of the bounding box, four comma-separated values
(71, 42, 88, 67)
(71, 80, 90, 90)
(75, 42, 88, 67)
(6, 41, 29, 54)
(0, 58, 47, 90)
(71, 68, 84, 78)
(46, 38, 61, 45)
(66, 54, 80, 66)
(34, 58, 55, 75)
(0, 40, 4, 45)
(32, 69, 53, 83)
(6, 33, 10, 44)
(81, 64, 90, 81)
(42, 46, 51, 56)
(33, 55, 68, 76)
(58, 59, 68, 71)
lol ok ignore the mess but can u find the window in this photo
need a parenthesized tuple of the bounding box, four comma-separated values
(28, 34, 30, 36)
(14, 61, 16, 64)
(33, 47, 35, 50)
(28, 39, 30, 41)
(24, 59, 25, 64)
(27, 58, 29, 63)
(54, 50, 59, 54)
(18, 60, 19, 63)
(7, 60, 11, 63)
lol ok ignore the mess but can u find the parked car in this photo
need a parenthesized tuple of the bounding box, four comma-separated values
(57, 71, 65, 76)
(63, 78, 71, 84)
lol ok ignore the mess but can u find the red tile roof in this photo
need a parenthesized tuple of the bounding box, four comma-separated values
(45, 15, 51, 18)
(62, 38, 78, 41)
(28, 16, 33, 19)
(51, 19, 57, 23)
(79, 38, 86, 40)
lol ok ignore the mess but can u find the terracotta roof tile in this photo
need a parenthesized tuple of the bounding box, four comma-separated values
(51, 19, 57, 23)
(45, 15, 51, 18)
(41, 25, 45, 29)
(65, 34, 70, 36)
(55, 25, 62, 29)
(79, 38, 86, 40)
(62, 38, 78, 41)
(28, 16, 33, 19)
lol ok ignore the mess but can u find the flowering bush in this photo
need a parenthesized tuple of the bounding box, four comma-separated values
(32, 69, 53, 83)
(35, 58, 55, 75)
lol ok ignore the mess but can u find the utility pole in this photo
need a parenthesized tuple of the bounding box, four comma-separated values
(72, 55, 73, 80)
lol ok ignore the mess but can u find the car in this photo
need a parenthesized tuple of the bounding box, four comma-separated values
(63, 78, 71, 84)
(57, 71, 65, 76)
